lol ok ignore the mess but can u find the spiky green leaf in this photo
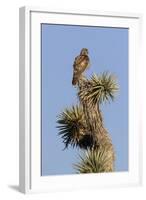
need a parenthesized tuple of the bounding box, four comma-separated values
(74, 147, 114, 173)
(79, 72, 118, 107)
(57, 105, 87, 149)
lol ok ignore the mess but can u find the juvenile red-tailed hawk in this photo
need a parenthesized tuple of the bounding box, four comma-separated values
(72, 48, 90, 85)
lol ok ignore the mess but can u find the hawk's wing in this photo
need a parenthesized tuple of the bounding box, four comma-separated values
(73, 55, 86, 69)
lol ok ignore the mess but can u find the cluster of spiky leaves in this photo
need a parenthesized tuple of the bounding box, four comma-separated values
(57, 105, 95, 149)
(74, 147, 114, 173)
(79, 72, 118, 107)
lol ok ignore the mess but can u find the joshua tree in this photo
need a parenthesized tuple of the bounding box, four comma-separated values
(57, 49, 118, 173)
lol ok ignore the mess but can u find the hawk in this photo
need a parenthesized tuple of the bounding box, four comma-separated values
(72, 48, 90, 85)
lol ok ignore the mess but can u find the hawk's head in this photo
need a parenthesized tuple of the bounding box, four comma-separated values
(80, 48, 89, 56)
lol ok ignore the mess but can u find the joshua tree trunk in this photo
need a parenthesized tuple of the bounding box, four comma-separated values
(77, 76, 115, 171)
(57, 72, 118, 173)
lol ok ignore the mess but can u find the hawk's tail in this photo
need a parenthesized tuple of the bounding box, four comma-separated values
(72, 76, 77, 85)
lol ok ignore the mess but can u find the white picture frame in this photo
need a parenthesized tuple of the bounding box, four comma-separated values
(19, 6, 142, 194)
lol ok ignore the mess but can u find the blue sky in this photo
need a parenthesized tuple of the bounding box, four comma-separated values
(41, 24, 128, 176)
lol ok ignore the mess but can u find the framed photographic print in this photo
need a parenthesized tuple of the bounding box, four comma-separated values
(19, 6, 142, 193)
